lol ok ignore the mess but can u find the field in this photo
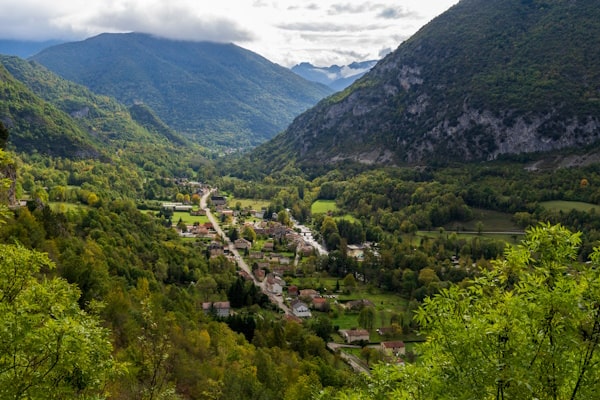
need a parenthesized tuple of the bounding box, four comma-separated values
(443, 208, 522, 232)
(230, 198, 270, 211)
(541, 200, 599, 213)
(172, 211, 210, 225)
(311, 200, 338, 214)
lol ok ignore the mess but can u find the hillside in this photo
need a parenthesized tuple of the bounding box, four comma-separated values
(31, 33, 333, 149)
(252, 0, 600, 169)
(0, 62, 102, 158)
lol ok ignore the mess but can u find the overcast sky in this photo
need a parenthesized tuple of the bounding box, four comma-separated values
(0, 0, 458, 67)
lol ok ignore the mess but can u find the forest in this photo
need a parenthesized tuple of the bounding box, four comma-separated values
(4, 121, 600, 398)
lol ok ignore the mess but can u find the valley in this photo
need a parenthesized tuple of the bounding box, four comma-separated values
(2, 0, 600, 399)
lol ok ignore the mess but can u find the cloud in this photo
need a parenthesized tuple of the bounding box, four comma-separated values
(377, 7, 418, 20)
(278, 22, 387, 33)
(82, 3, 254, 42)
(328, 3, 371, 15)
(0, 0, 253, 43)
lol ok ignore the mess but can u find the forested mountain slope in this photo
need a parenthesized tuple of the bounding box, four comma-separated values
(252, 0, 600, 169)
(31, 33, 333, 149)
(0, 62, 102, 158)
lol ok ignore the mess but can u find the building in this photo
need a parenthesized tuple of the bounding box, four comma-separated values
(234, 238, 252, 250)
(211, 196, 227, 206)
(202, 301, 231, 318)
(290, 300, 312, 318)
(312, 297, 329, 311)
(339, 329, 370, 344)
(380, 341, 406, 357)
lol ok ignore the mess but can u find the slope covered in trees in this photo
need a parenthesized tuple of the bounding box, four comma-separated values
(250, 0, 600, 170)
(31, 33, 333, 149)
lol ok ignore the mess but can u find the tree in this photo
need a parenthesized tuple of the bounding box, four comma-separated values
(241, 225, 257, 242)
(329, 224, 600, 399)
(408, 223, 600, 399)
(358, 307, 376, 331)
(0, 244, 114, 399)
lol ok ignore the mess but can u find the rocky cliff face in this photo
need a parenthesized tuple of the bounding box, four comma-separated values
(260, 0, 600, 167)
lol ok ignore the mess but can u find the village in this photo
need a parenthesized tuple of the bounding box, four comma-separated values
(161, 185, 408, 370)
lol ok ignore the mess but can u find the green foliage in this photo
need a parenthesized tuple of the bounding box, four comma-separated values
(330, 223, 600, 399)
(0, 244, 114, 399)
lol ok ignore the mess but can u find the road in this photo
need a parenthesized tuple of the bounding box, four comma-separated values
(293, 221, 328, 256)
(200, 189, 291, 316)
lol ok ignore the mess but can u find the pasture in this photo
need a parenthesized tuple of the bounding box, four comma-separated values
(541, 200, 598, 213)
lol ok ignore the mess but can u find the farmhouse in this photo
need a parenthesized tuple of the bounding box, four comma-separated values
(339, 329, 370, 344)
(380, 341, 406, 357)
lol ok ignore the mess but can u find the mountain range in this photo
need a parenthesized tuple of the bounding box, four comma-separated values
(291, 61, 377, 91)
(30, 33, 332, 149)
(251, 0, 600, 169)
(0, 55, 193, 161)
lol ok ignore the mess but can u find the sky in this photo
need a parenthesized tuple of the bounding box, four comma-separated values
(0, 0, 458, 67)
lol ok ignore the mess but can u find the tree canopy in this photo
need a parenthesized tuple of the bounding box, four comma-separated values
(328, 223, 600, 399)
(0, 244, 114, 399)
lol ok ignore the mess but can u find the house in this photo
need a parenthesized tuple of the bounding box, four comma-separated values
(312, 297, 329, 311)
(212, 301, 230, 317)
(345, 299, 376, 311)
(211, 196, 227, 206)
(262, 242, 275, 252)
(162, 202, 193, 212)
(291, 300, 312, 318)
(234, 238, 252, 250)
(380, 341, 406, 357)
(339, 329, 370, 344)
(288, 285, 299, 297)
(208, 241, 224, 257)
(299, 289, 319, 299)
(265, 275, 283, 295)
(202, 301, 231, 318)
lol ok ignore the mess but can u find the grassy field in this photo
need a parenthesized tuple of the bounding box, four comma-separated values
(444, 208, 521, 232)
(230, 198, 271, 210)
(311, 200, 338, 214)
(541, 200, 599, 213)
(173, 211, 210, 225)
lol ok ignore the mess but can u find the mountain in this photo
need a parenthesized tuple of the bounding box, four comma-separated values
(31, 33, 333, 149)
(0, 55, 192, 159)
(0, 61, 102, 158)
(253, 0, 600, 169)
(0, 39, 63, 58)
(291, 60, 377, 91)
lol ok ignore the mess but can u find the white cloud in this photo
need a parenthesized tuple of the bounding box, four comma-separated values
(0, 0, 458, 66)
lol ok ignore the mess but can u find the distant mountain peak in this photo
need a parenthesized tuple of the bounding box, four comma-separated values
(291, 60, 378, 91)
